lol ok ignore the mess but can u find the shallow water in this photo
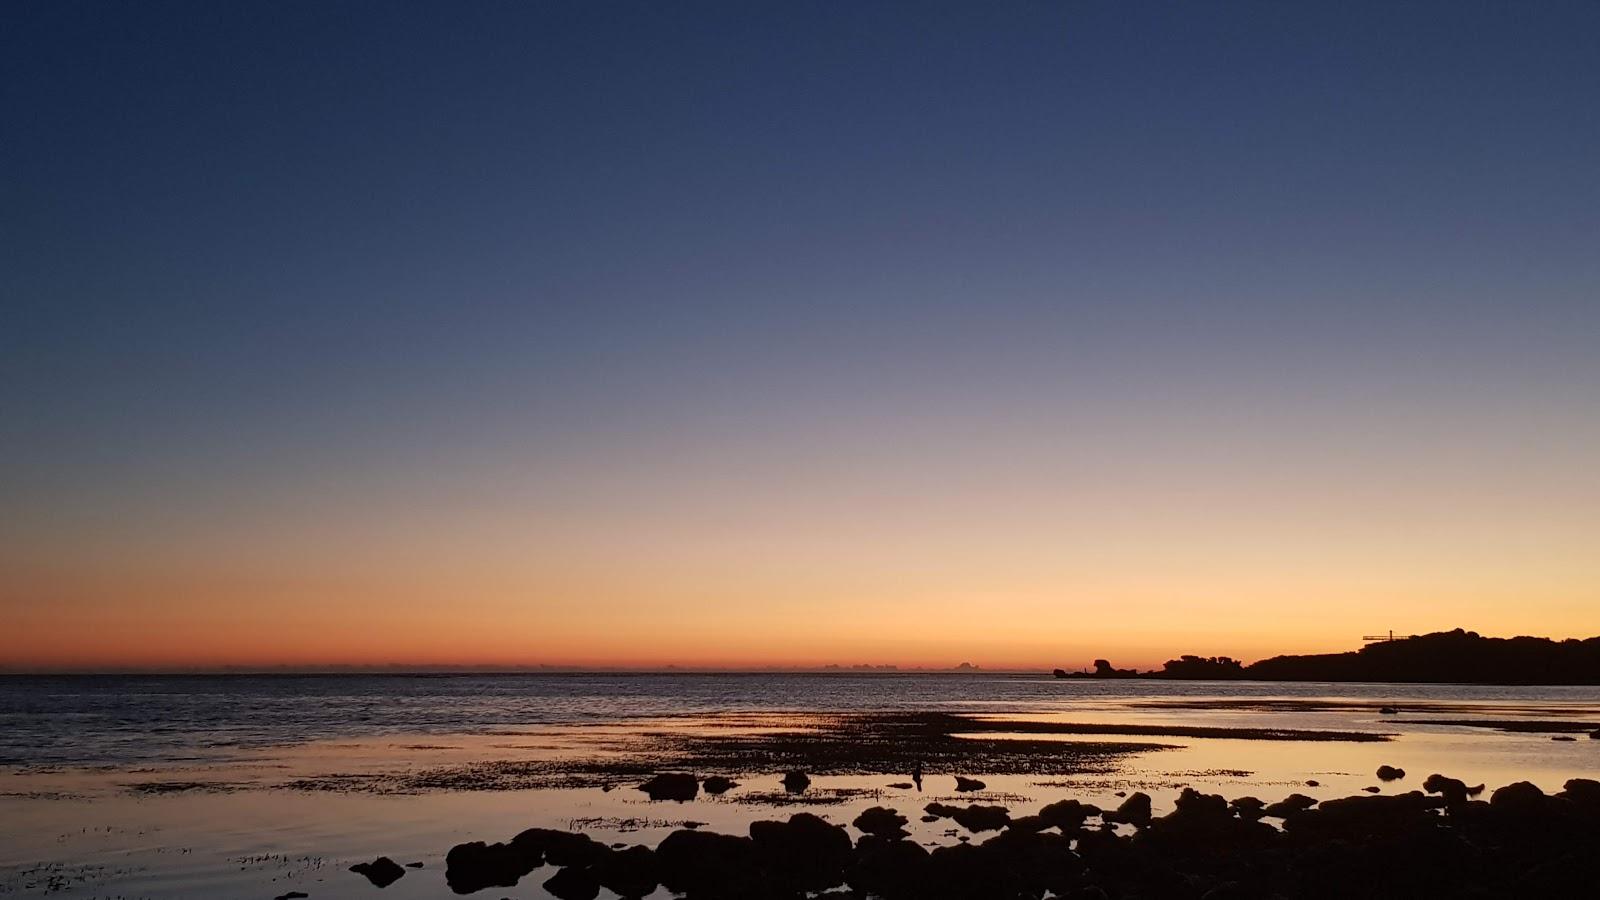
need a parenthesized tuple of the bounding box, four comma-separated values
(2, 674, 1598, 898)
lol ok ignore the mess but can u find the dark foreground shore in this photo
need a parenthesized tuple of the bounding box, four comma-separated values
(412, 773, 1600, 899)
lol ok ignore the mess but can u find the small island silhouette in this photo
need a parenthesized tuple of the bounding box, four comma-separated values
(1055, 629, 1600, 685)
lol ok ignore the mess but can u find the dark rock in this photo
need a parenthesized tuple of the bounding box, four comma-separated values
(1422, 773, 1483, 806)
(1103, 792, 1151, 828)
(1376, 765, 1405, 781)
(750, 812, 853, 892)
(1285, 791, 1442, 839)
(445, 840, 540, 894)
(350, 856, 405, 887)
(920, 814, 940, 822)
(1262, 793, 1318, 818)
(1140, 787, 1272, 851)
(542, 866, 600, 900)
(1038, 798, 1101, 830)
(404, 861, 424, 868)
(1362, 785, 1381, 793)
(1552, 735, 1576, 741)
(979, 828, 1084, 895)
(1305, 779, 1320, 787)
(845, 835, 929, 898)
(922, 842, 1024, 899)
(926, 801, 1011, 832)
(953, 776, 986, 792)
(1379, 706, 1398, 715)
(639, 773, 698, 802)
(1591, 728, 1600, 739)
(853, 806, 909, 838)
(782, 770, 811, 793)
(1005, 814, 1048, 832)
(887, 781, 914, 789)
(1489, 780, 1549, 816)
(512, 829, 609, 869)
(274, 893, 308, 900)
(594, 845, 658, 898)
(1230, 796, 1266, 821)
(702, 775, 738, 794)
(655, 829, 760, 899)
(1558, 778, 1600, 807)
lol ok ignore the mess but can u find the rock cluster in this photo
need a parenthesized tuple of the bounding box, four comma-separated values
(442, 777, 1600, 898)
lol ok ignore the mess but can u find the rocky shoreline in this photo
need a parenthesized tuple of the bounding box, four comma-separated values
(414, 771, 1600, 899)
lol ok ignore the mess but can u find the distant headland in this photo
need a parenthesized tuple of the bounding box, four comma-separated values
(1054, 629, 1600, 685)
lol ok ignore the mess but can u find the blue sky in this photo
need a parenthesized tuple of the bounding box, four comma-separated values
(4, 2, 1598, 666)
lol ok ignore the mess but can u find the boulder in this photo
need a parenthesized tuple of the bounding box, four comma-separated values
(853, 806, 909, 838)
(702, 775, 738, 794)
(1230, 796, 1266, 822)
(444, 840, 540, 894)
(1558, 778, 1600, 807)
(845, 835, 929, 898)
(1376, 765, 1406, 781)
(1103, 792, 1151, 828)
(1284, 791, 1442, 839)
(655, 829, 760, 899)
(518, 830, 609, 869)
(542, 865, 600, 900)
(639, 773, 698, 802)
(1038, 798, 1101, 830)
(925, 802, 1011, 832)
(954, 776, 987, 792)
(749, 812, 853, 892)
(1262, 793, 1318, 819)
(1489, 781, 1549, 816)
(782, 770, 812, 792)
(1422, 774, 1483, 807)
(349, 856, 405, 887)
(594, 845, 658, 898)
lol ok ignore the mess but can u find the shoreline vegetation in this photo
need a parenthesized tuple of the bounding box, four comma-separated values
(1054, 629, 1600, 685)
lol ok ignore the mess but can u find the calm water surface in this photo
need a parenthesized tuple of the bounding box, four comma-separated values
(2, 674, 1597, 898)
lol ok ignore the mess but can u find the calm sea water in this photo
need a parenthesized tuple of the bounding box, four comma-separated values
(4, 672, 1598, 768)
(2, 674, 1598, 899)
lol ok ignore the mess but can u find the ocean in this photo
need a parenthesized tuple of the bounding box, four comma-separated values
(2, 674, 1597, 898)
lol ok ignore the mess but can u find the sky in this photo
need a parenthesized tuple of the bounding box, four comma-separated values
(3, 1, 1598, 671)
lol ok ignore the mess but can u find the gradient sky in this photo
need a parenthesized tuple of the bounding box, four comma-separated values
(3, 1, 1598, 670)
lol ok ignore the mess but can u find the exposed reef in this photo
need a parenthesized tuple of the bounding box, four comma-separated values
(442, 776, 1600, 898)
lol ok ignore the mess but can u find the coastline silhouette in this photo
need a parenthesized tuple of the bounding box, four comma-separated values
(1055, 629, 1600, 685)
